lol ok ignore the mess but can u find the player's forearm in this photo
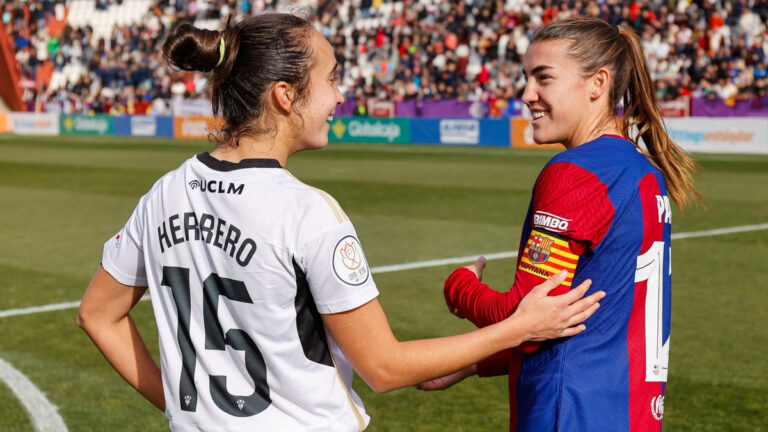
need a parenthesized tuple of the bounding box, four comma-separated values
(366, 317, 528, 392)
(79, 314, 165, 411)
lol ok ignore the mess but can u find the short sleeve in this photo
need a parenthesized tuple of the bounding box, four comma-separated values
(101, 195, 149, 287)
(297, 207, 379, 314)
(531, 162, 614, 250)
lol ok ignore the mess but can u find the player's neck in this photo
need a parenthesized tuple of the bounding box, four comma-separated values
(210, 136, 290, 167)
(566, 115, 622, 150)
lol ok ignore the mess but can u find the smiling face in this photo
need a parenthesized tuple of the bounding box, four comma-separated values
(521, 39, 599, 148)
(292, 31, 345, 152)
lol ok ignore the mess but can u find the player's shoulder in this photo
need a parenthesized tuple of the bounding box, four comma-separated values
(544, 136, 654, 183)
(277, 172, 351, 227)
(144, 154, 199, 197)
(549, 135, 634, 163)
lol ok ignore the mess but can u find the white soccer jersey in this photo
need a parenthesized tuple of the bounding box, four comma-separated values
(102, 153, 379, 431)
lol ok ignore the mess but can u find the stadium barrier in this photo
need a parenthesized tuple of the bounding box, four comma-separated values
(511, 118, 550, 149)
(114, 116, 174, 137)
(2, 113, 768, 154)
(412, 118, 510, 146)
(328, 117, 411, 144)
(8, 112, 59, 135)
(60, 114, 113, 135)
(174, 116, 224, 140)
(666, 117, 768, 154)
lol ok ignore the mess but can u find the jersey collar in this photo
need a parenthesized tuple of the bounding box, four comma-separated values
(196, 152, 283, 171)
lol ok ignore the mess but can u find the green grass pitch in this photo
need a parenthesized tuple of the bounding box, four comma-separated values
(0, 134, 766, 431)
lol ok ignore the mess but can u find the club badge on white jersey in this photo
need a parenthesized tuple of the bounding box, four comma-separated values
(333, 235, 370, 286)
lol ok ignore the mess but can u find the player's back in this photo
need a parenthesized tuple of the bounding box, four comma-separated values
(516, 137, 671, 432)
(105, 153, 376, 431)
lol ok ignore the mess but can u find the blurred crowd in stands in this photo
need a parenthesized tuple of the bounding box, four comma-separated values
(4, 0, 768, 116)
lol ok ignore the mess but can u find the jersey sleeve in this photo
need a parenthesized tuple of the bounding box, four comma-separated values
(101, 194, 149, 287)
(296, 192, 379, 315)
(445, 161, 614, 351)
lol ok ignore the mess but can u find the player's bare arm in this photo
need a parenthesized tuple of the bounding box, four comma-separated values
(322, 271, 603, 393)
(77, 266, 165, 411)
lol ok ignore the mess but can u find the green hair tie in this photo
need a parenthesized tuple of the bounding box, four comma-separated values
(216, 37, 226, 68)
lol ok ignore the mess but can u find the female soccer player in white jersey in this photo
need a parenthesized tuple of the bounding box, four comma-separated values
(76, 13, 604, 432)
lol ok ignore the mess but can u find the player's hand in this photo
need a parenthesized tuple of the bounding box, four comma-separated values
(512, 270, 605, 342)
(448, 256, 487, 319)
(464, 256, 487, 280)
(416, 364, 477, 391)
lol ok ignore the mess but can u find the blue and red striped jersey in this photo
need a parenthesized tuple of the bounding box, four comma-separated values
(445, 135, 672, 431)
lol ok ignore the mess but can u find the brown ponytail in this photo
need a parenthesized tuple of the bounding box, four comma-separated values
(531, 17, 701, 209)
(616, 26, 702, 209)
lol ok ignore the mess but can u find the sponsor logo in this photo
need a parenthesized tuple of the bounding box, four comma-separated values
(131, 117, 157, 136)
(528, 234, 554, 264)
(439, 119, 480, 144)
(332, 235, 369, 286)
(668, 128, 754, 144)
(651, 395, 664, 421)
(331, 119, 347, 139)
(348, 120, 401, 142)
(532, 211, 571, 233)
(188, 179, 244, 195)
(10, 113, 59, 134)
(74, 116, 110, 133)
(16, 120, 55, 129)
(63, 116, 75, 132)
(181, 119, 208, 137)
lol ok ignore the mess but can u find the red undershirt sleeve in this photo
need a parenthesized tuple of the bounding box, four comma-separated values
(445, 161, 614, 353)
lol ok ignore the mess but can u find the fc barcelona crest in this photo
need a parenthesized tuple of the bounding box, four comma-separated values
(528, 234, 554, 264)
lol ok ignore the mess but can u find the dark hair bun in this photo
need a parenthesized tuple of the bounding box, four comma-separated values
(163, 23, 223, 72)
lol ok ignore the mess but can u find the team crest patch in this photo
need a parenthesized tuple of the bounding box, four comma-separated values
(518, 229, 579, 287)
(528, 234, 554, 264)
(333, 235, 370, 286)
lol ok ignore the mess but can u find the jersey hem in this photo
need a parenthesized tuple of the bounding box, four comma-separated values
(315, 290, 379, 315)
(101, 258, 148, 287)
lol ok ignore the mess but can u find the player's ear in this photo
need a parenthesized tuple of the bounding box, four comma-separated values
(589, 67, 611, 101)
(271, 81, 295, 114)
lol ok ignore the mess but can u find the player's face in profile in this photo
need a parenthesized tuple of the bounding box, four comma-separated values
(521, 39, 593, 148)
(294, 31, 345, 151)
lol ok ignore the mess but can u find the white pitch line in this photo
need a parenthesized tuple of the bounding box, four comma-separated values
(1, 222, 767, 320)
(0, 358, 68, 432)
(371, 222, 768, 274)
(371, 250, 519, 274)
(669, 222, 768, 240)
(0, 301, 82, 319)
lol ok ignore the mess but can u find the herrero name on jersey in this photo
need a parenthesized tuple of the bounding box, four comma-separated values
(157, 211, 257, 267)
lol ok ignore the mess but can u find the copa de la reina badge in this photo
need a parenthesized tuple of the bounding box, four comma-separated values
(332, 235, 370, 286)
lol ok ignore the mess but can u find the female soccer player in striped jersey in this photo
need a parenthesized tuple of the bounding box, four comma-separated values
(76, 13, 604, 432)
(423, 17, 700, 432)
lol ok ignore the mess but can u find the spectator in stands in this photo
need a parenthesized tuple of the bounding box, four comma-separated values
(6, 0, 768, 115)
